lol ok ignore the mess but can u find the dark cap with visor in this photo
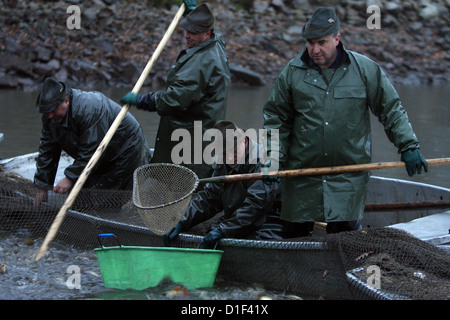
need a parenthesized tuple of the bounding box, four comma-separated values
(302, 7, 340, 39)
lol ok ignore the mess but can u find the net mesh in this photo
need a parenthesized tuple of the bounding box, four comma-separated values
(327, 228, 450, 300)
(133, 164, 199, 235)
(0, 168, 449, 300)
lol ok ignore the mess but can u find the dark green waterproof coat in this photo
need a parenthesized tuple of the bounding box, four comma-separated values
(263, 43, 420, 223)
(151, 33, 231, 178)
(34, 89, 152, 190)
(180, 138, 282, 240)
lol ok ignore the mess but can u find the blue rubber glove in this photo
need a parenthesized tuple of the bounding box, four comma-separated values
(202, 228, 223, 249)
(401, 149, 428, 177)
(163, 222, 183, 247)
(262, 160, 282, 185)
(120, 92, 139, 106)
(182, 0, 196, 16)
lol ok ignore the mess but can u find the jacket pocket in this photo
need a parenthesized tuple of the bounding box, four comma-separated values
(333, 86, 367, 126)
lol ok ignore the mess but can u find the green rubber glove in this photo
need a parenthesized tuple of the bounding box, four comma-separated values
(119, 92, 139, 106)
(202, 228, 223, 249)
(182, 0, 196, 16)
(262, 160, 282, 185)
(401, 149, 428, 177)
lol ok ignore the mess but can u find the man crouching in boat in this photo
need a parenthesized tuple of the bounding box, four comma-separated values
(164, 120, 283, 249)
(33, 78, 152, 206)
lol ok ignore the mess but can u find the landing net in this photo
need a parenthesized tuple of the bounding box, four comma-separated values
(0, 169, 449, 300)
(133, 163, 198, 235)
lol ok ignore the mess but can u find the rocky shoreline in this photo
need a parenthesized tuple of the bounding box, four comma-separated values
(0, 0, 449, 91)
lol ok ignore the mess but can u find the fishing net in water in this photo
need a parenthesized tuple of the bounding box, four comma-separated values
(0, 169, 449, 300)
(326, 228, 450, 300)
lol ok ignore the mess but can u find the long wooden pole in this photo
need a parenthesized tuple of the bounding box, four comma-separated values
(313, 199, 450, 229)
(364, 200, 450, 211)
(35, 4, 186, 262)
(200, 158, 450, 184)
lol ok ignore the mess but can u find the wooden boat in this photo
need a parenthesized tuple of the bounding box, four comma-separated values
(1, 152, 449, 300)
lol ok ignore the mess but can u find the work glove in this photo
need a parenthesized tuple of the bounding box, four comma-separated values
(401, 149, 428, 177)
(262, 160, 282, 185)
(163, 222, 183, 247)
(202, 228, 223, 249)
(182, 0, 196, 16)
(120, 92, 139, 106)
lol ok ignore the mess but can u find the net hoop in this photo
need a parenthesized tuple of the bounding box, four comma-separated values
(132, 163, 199, 235)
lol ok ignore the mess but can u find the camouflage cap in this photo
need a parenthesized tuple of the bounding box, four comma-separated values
(302, 7, 340, 39)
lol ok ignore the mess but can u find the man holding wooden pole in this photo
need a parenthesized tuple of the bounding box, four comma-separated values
(164, 120, 284, 248)
(34, 3, 189, 261)
(262, 7, 428, 237)
(120, 2, 231, 180)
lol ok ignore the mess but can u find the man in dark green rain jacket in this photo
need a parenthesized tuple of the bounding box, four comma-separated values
(164, 121, 283, 249)
(33, 78, 151, 205)
(263, 7, 428, 236)
(120, 3, 231, 179)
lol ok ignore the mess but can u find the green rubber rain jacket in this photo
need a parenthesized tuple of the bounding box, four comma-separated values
(152, 33, 231, 178)
(263, 44, 420, 223)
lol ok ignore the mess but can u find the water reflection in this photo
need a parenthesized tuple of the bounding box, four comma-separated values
(0, 84, 449, 188)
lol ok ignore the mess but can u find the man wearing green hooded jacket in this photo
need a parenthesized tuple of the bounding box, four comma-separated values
(120, 2, 231, 179)
(263, 7, 428, 236)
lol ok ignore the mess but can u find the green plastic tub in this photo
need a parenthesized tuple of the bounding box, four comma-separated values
(94, 234, 223, 290)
